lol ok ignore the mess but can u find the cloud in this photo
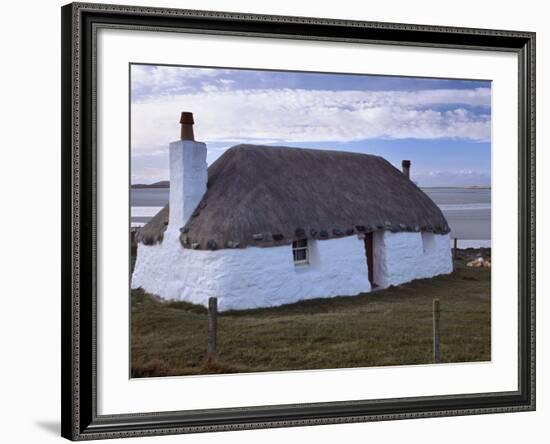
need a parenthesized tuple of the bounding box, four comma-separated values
(132, 65, 219, 87)
(131, 65, 234, 99)
(413, 169, 491, 187)
(131, 87, 491, 155)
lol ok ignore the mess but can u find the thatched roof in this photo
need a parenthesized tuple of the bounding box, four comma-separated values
(136, 144, 450, 249)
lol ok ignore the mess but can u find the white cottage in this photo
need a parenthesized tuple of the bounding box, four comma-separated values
(132, 112, 453, 311)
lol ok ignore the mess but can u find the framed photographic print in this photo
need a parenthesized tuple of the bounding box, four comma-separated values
(61, 2, 535, 440)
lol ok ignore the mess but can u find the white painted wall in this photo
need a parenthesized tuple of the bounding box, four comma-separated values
(374, 231, 453, 288)
(168, 139, 207, 230)
(133, 230, 452, 310)
(132, 231, 372, 311)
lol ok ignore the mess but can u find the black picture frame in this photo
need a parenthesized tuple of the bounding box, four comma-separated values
(61, 2, 536, 440)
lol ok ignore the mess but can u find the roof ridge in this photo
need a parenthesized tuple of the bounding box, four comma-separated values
(226, 143, 383, 159)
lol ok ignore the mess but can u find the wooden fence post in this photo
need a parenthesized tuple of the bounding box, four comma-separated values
(433, 298, 441, 364)
(207, 297, 218, 364)
(453, 238, 458, 259)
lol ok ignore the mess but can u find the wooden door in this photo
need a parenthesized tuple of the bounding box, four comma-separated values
(364, 232, 374, 286)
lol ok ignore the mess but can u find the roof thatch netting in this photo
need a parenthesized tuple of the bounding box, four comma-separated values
(136, 144, 450, 250)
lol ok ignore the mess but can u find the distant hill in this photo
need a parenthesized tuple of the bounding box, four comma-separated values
(131, 181, 169, 189)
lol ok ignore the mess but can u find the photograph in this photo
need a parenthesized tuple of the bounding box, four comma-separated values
(129, 64, 492, 378)
(57, 1, 536, 439)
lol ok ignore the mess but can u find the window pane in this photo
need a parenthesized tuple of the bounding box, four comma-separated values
(293, 239, 307, 248)
(295, 248, 307, 261)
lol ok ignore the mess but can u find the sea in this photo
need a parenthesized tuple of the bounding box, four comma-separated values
(130, 187, 491, 248)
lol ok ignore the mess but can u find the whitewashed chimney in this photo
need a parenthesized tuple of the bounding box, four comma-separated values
(168, 112, 207, 231)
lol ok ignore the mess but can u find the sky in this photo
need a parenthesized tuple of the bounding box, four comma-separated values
(130, 64, 491, 187)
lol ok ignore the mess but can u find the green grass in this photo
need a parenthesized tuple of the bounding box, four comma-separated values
(131, 259, 490, 377)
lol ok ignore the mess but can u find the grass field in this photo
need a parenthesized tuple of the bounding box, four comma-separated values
(131, 255, 490, 377)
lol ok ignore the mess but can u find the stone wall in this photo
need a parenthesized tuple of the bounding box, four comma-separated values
(373, 231, 453, 288)
(132, 230, 371, 311)
(132, 230, 452, 311)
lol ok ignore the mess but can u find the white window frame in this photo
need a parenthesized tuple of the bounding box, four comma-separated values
(292, 239, 309, 265)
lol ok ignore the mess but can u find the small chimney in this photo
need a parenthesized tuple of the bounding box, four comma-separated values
(168, 112, 207, 231)
(180, 111, 195, 141)
(402, 160, 411, 180)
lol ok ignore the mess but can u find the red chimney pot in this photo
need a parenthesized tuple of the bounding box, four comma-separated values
(180, 112, 195, 140)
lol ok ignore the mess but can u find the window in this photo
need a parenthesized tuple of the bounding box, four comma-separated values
(292, 239, 309, 265)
